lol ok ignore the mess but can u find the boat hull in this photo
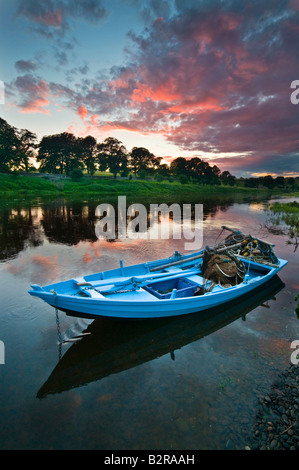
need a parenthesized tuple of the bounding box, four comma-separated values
(37, 276, 286, 398)
(29, 257, 288, 319)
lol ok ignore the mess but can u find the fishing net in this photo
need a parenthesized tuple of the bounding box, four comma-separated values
(201, 248, 246, 289)
(224, 233, 279, 265)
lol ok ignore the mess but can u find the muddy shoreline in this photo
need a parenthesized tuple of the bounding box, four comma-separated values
(246, 364, 299, 450)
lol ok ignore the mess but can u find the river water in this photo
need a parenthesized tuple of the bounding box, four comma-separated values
(0, 194, 298, 450)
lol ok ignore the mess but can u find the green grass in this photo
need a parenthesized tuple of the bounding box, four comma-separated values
(61, 177, 267, 203)
(268, 202, 299, 229)
(269, 201, 299, 214)
(268, 201, 299, 246)
(0, 174, 59, 195)
(0, 173, 298, 205)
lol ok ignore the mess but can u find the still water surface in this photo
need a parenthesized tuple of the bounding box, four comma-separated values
(0, 194, 298, 449)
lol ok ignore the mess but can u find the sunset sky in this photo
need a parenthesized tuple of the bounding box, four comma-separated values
(1, 0, 299, 177)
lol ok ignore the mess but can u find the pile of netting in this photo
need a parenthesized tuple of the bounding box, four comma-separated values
(201, 247, 246, 290)
(201, 228, 279, 290)
(223, 232, 279, 265)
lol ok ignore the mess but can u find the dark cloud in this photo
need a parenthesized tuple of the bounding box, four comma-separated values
(13, 74, 50, 114)
(16, 0, 108, 34)
(15, 60, 38, 73)
(124, 0, 175, 23)
(69, 0, 107, 23)
(69, 0, 298, 175)
(14, 0, 108, 70)
(11, 0, 299, 176)
(211, 152, 299, 178)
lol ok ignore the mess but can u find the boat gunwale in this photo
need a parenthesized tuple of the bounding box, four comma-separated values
(29, 258, 287, 305)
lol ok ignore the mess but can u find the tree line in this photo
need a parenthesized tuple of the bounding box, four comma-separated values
(243, 174, 297, 190)
(0, 117, 296, 188)
(0, 117, 236, 184)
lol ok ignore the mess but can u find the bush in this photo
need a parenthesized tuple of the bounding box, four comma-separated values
(179, 175, 188, 184)
(71, 169, 84, 181)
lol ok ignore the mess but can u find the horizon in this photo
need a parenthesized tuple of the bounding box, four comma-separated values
(1, 0, 299, 178)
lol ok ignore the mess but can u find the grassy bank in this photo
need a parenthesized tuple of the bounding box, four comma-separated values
(0, 173, 298, 203)
(62, 177, 263, 201)
(0, 174, 59, 196)
(268, 200, 299, 247)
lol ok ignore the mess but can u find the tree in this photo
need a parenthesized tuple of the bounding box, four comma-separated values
(244, 177, 259, 188)
(97, 137, 128, 178)
(129, 147, 161, 176)
(187, 157, 208, 182)
(211, 165, 221, 179)
(38, 135, 59, 173)
(275, 176, 285, 187)
(37, 132, 82, 174)
(262, 175, 275, 189)
(17, 129, 38, 172)
(156, 163, 170, 178)
(170, 157, 188, 178)
(203, 163, 221, 185)
(78, 135, 97, 175)
(0, 118, 20, 172)
(170, 157, 222, 184)
(287, 177, 296, 189)
(220, 170, 236, 186)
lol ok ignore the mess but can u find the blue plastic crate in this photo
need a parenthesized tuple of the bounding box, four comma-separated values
(144, 277, 197, 299)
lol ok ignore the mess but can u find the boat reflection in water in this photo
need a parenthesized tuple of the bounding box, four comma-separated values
(37, 276, 285, 399)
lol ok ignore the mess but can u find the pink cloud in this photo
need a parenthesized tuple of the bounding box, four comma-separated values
(77, 105, 88, 120)
(16, 0, 108, 36)
(289, 0, 299, 10)
(32, 8, 63, 27)
(168, 96, 226, 114)
(29, 1, 298, 176)
(132, 79, 181, 104)
(14, 76, 50, 114)
(20, 97, 50, 114)
(90, 114, 99, 124)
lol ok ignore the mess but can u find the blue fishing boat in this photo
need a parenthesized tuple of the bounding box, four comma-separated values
(28, 227, 288, 319)
(37, 276, 285, 398)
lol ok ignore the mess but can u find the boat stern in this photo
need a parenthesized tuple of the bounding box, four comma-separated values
(279, 258, 288, 269)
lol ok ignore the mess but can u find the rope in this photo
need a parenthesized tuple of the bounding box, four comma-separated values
(214, 227, 224, 244)
(51, 290, 63, 361)
(223, 232, 278, 266)
(82, 278, 142, 296)
(216, 262, 236, 278)
(95, 287, 138, 295)
(246, 238, 254, 277)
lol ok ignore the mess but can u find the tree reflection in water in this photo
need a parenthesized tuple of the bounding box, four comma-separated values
(1, 195, 261, 262)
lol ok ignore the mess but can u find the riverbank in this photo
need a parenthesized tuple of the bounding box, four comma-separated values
(246, 363, 299, 450)
(1, 173, 298, 203)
